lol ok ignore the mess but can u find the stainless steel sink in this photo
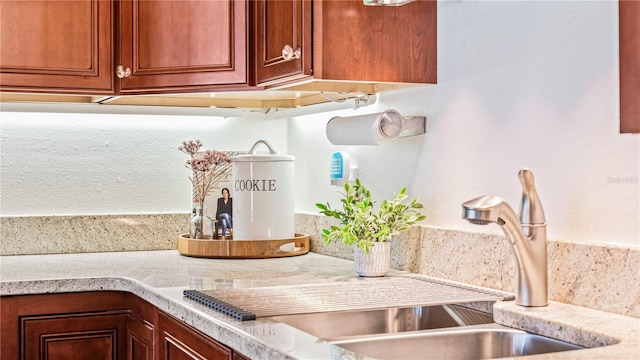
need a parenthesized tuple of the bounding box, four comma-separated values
(331, 324, 585, 360)
(271, 304, 494, 340)
(271, 304, 605, 359)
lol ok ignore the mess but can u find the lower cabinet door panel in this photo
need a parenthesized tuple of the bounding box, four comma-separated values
(127, 314, 155, 360)
(158, 312, 232, 360)
(21, 311, 128, 360)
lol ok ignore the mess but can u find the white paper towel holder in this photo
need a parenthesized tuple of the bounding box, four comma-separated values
(326, 109, 426, 145)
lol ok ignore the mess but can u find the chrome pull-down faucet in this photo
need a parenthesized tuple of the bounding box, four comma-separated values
(462, 168, 548, 307)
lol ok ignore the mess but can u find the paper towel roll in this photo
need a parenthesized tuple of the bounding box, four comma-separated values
(326, 110, 404, 145)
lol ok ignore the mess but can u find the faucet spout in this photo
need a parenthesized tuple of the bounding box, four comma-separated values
(462, 168, 548, 307)
(518, 168, 546, 227)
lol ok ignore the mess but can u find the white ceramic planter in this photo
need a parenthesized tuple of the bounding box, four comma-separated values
(354, 242, 391, 277)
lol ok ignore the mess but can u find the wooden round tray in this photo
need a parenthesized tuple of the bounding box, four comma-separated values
(176, 233, 309, 259)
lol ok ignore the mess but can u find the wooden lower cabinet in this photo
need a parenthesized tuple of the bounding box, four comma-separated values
(0, 292, 251, 360)
(157, 312, 232, 360)
(21, 311, 128, 360)
(127, 313, 155, 360)
(0, 292, 130, 359)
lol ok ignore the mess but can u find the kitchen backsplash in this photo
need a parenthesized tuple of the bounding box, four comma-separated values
(297, 214, 639, 319)
(1, 214, 186, 255)
(1, 213, 637, 318)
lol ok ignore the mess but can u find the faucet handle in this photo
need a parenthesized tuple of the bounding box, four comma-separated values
(518, 168, 546, 225)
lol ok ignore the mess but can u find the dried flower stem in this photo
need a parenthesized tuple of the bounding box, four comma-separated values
(179, 140, 232, 209)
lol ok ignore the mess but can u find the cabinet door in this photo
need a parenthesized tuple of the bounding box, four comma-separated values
(117, 0, 248, 94)
(1, 292, 130, 359)
(127, 315, 155, 360)
(251, 0, 312, 86)
(0, 0, 114, 94)
(157, 312, 232, 360)
(21, 311, 128, 360)
(620, 0, 640, 133)
(232, 352, 251, 360)
(127, 293, 157, 360)
(314, 0, 437, 84)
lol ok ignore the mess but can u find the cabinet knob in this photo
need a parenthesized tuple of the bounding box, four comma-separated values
(116, 65, 132, 79)
(282, 45, 301, 61)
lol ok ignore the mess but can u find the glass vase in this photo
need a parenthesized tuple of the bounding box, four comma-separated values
(190, 205, 213, 239)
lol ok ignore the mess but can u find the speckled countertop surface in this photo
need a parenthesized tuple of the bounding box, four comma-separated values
(1, 250, 638, 359)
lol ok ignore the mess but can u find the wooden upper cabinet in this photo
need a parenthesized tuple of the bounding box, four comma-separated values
(251, 0, 312, 86)
(0, 0, 114, 94)
(619, 0, 640, 133)
(117, 0, 248, 94)
(1, 0, 437, 100)
(313, 0, 437, 84)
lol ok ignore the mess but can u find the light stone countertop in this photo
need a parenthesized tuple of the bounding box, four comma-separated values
(1, 250, 638, 359)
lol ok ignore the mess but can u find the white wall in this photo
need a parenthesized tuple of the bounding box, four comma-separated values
(289, 0, 639, 246)
(1, 1, 638, 246)
(0, 108, 287, 216)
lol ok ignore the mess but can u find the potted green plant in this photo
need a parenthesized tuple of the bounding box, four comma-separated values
(316, 179, 425, 276)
